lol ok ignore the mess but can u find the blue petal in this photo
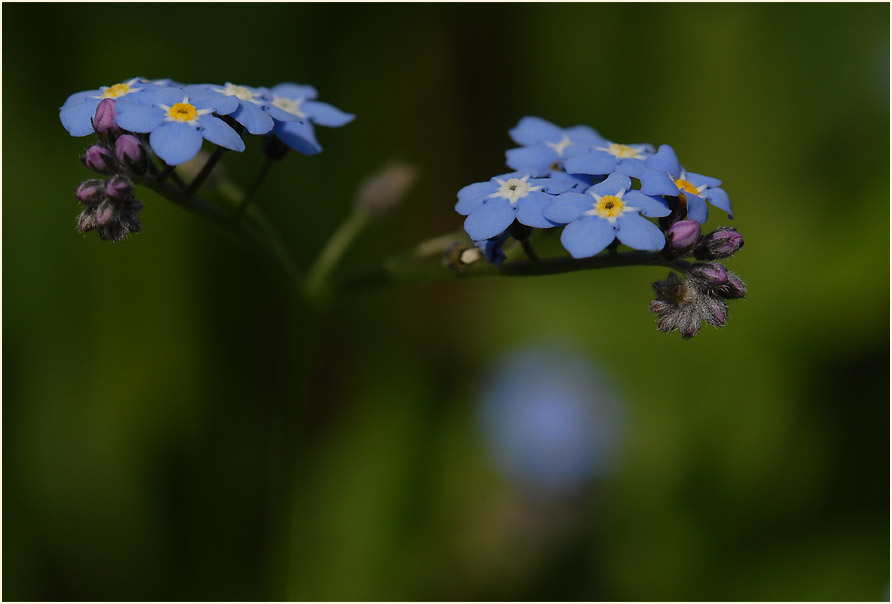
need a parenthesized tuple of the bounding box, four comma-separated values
(543, 193, 591, 224)
(560, 216, 616, 259)
(464, 199, 515, 241)
(640, 169, 680, 197)
(685, 171, 722, 189)
(705, 186, 733, 218)
(564, 150, 617, 176)
(614, 157, 647, 178)
(588, 172, 632, 197)
(684, 193, 709, 223)
(59, 98, 101, 136)
(197, 115, 246, 151)
(231, 101, 274, 134)
(274, 120, 322, 155)
(304, 101, 354, 127)
(149, 122, 203, 165)
(270, 83, 319, 100)
(622, 191, 671, 217)
(509, 116, 564, 145)
(456, 181, 499, 215)
(264, 103, 301, 122)
(515, 191, 558, 229)
(506, 145, 556, 176)
(565, 125, 605, 145)
(114, 102, 164, 133)
(644, 144, 681, 177)
(61, 90, 99, 109)
(615, 214, 666, 250)
(139, 87, 187, 108)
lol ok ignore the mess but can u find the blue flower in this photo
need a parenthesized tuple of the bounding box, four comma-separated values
(544, 172, 670, 258)
(456, 171, 560, 241)
(505, 116, 605, 177)
(639, 144, 732, 223)
(474, 231, 512, 267)
(114, 87, 244, 165)
(60, 77, 165, 137)
(562, 139, 655, 178)
(184, 83, 299, 135)
(477, 343, 625, 495)
(267, 83, 354, 155)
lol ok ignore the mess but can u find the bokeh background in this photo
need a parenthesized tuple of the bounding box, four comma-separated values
(3, 3, 889, 601)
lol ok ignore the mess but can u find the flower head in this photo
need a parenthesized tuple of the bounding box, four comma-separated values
(640, 144, 732, 223)
(505, 116, 605, 177)
(562, 139, 655, 179)
(543, 172, 670, 258)
(267, 83, 354, 155)
(114, 87, 244, 165)
(60, 77, 165, 137)
(455, 171, 561, 241)
(184, 83, 300, 135)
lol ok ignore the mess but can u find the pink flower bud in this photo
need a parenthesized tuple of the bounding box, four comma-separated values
(105, 176, 133, 200)
(82, 145, 114, 174)
(115, 134, 147, 175)
(75, 179, 106, 205)
(666, 220, 701, 253)
(93, 99, 121, 140)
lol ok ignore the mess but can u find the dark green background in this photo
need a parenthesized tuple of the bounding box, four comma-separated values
(4, 3, 889, 601)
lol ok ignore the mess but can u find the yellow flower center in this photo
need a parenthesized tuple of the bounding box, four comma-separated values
(168, 102, 198, 122)
(605, 143, 640, 158)
(675, 178, 699, 195)
(102, 83, 132, 98)
(594, 195, 625, 218)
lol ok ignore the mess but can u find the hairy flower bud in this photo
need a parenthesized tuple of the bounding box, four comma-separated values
(665, 219, 701, 256)
(93, 98, 121, 141)
(114, 134, 147, 175)
(105, 175, 133, 200)
(75, 179, 106, 205)
(689, 262, 729, 287)
(700, 296, 729, 327)
(95, 200, 115, 227)
(82, 145, 114, 174)
(76, 210, 97, 233)
(693, 227, 744, 260)
(715, 272, 747, 299)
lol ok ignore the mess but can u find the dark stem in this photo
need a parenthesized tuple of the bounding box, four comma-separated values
(185, 146, 226, 198)
(235, 158, 274, 221)
(157, 163, 175, 182)
(520, 238, 540, 265)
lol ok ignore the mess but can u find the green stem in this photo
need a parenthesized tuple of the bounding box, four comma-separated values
(303, 208, 371, 300)
(185, 146, 226, 198)
(235, 158, 274, 220)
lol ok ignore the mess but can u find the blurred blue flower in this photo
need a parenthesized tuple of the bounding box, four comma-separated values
(455, 171, 560, 241)
(477, 343, 625, 496)
(59, 77, 164, 137)
(115, 87, 244, 165)
(506, 116, 605, 176)
(640, 144, 732, 223)
(563, 139, 655, 178)
(544, 172, 670, 258)
(185, 82, 299, 135)
(267, 83, 354, 155)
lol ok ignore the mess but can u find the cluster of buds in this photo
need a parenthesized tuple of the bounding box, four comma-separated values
(75, 99, 148, 241)
(651, 219, 746, 338)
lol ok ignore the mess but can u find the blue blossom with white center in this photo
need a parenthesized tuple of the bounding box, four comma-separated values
(455, 171, 560, 241)
(505, 116, 606, 177)
(544, 172, 670, 259)
(477, 343, 625, 495)
(60, 77, 165, 137)
(267, 83, 354, 155)
(639, 144, 732, 223)
(184, 83, 299, 135)
(114, 87, 244, 165)
(563, 139, 655, 178)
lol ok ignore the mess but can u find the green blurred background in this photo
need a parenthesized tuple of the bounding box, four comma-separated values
(4, 3, 889, 601)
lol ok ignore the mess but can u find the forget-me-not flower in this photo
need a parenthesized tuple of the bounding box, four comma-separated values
(639, 144, 732, 223)
(60, 77, 164, 137)
(267, 83, 354, 155)
(544, 172, 670, 258)
(185, 83, 299, 135)
(456, 171, 560, 241)
(563, 139, 655, 178)
(115, 87, 244, 165)
(505, 116, 605, 176)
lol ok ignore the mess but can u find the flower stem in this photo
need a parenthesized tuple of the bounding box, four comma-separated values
(185, 146, 226, 198)
(520, 239, 540, 265)
(235, 157, 274, 221)
(303, 208, 371, 300)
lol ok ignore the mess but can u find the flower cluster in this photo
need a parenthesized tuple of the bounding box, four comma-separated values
(61, 77, 353, 240)
(454, 117, 746, 338)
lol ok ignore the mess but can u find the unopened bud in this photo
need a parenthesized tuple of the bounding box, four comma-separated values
(115, 134, 147, 175)
(716, 272, 746, 299)
(665, 220, 701, 255)
(76, 210, 97, 233)
(693, 227, 744, 260)
(95, 200, 115, 227)
(106, 176, 133, 200)
(93, 98, 121, 140)
(355, 162, 417, 214)
(700, 296, 729, 327)
(75, 179, 106, 205)
(82, 145, 114, 174)
(689, 262, 728, 287)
